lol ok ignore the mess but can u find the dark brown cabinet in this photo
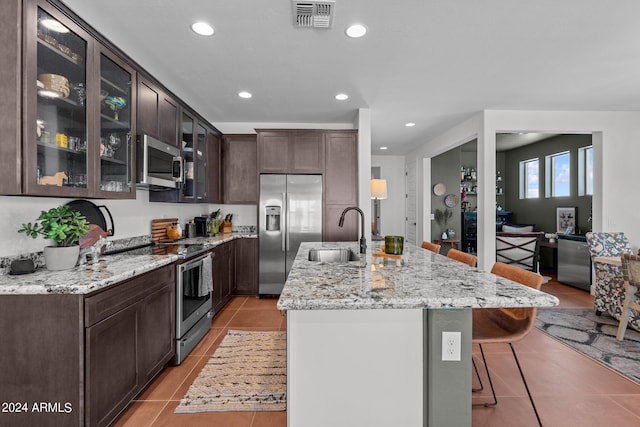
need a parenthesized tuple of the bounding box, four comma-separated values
(159, 97, 179, 146)
(222, 134, 258, 204)
(208, 132, 222, 203)
(95, 48, 136, 198)
(0, 0, 21, 195)
(23, 1, 92, 198)
(212, 241, 236, 313)
(179, 110, 208, 203)
(137, 76, 179, 147)
(324, 131, 358, 241)
(257, 130, 325, 174)
(0, 264, 175, 427)
(234, 238, 258, 295)
(85, 303, 139, 427)
(139, 282, 175, 382)
(8, 0, 137, 199)
(323, 204, 358, 241)
(325, 131, 358, 204)
(84, 264, 175, 427)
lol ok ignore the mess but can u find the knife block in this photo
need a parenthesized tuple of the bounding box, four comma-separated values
(222, 220, 232, 233)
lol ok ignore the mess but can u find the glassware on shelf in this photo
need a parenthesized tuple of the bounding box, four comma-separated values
(101, 134, 121, 158)
(71, 82, 86, 105)
(103, 96, 126, 121)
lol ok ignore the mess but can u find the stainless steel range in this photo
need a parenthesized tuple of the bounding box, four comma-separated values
(174, 251, 213, 364)
(106, 243, 214, 364)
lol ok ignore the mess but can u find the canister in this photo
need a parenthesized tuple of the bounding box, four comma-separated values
(384, 236, 404, 255)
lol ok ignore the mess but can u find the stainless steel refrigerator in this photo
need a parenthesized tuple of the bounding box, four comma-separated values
(259, 174, 322, 295)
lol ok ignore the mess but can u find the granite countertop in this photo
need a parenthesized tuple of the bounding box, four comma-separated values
(172, 231, 257, 247)
(277, 242, 560, 311)
(0, 232, 256, 295)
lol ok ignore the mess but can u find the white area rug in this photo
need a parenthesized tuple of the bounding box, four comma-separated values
(175, 330, 287, 412)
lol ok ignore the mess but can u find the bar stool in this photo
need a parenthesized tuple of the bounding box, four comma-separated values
(421, 241, 441, 254)
(472, 262, 544, 426)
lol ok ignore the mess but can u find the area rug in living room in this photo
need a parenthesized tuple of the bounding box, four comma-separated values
(175, 330, 287, 413)
(535, 308, 640, 383)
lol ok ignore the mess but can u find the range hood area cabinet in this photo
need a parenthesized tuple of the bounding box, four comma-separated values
(1, 0, 137, 199)
(136, 75, 180, 148)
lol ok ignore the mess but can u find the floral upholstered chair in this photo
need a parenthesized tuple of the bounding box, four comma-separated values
(585, 232, 639, 332)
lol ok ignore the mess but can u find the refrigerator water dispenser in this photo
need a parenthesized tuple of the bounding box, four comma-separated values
(265, 206, 281, 231)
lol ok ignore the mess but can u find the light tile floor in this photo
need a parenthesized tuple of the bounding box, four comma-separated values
(116, 278, 640, 427)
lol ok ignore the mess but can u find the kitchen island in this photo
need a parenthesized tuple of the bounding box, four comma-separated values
(277, 242, 559, 427)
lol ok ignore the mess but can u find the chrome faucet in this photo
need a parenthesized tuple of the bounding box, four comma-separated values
(338, 206, 367, 254)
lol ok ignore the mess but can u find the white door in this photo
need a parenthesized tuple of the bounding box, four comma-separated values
(405, 160, 417, 245)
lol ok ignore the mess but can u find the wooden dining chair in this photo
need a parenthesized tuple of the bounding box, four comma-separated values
(421, 241, 441, 254)
(617, 253, 640, 341)
(447, 248, 477, 267)
(472, 262, 544, 426)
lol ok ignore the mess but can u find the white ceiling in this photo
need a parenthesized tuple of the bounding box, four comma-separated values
(60, 0, 640, 155)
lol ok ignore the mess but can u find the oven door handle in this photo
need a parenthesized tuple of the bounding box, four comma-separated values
(178, 252, 211, 272)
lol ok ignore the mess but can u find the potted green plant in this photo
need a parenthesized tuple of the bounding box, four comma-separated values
(18, 205, 90, 270)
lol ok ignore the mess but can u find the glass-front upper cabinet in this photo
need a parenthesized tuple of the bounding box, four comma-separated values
(25, 4, 91, 196)
(97, 51, 135, 198)
(181, 112, 195, 201)
(195, 123, 208, 201)
(24, 1, 136, 198)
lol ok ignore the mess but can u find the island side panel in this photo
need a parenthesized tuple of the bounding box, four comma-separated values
(425, 308, 472, 427)
(287, 309, 423, 427)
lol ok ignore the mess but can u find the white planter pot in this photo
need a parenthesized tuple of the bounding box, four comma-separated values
(43, 245, 80, 271)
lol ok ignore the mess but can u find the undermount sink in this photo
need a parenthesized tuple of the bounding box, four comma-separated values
(307, 248, 360, 263)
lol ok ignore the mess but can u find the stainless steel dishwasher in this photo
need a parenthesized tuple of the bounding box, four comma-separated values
(557, 235, 592, 291)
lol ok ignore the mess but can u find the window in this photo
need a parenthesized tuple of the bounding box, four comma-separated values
(578, 146, 593, 196)
(519, 158, 539, 199)
(545, 151, 570, 197)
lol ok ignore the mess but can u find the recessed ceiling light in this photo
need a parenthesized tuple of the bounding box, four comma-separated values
(40, 18, 69, 33)
(345, 24, 367, 38)
(405, 122, 416, 127)
(380, 146, 388, 150)
(191, 21, 215, 36)
(238, 91, 252, 99)
(335, 93, 349, 101)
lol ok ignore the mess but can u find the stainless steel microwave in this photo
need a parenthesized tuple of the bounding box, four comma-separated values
(136, 134, 183, 189)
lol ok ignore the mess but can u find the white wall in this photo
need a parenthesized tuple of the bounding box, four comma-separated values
(405, 114, 482, 258)
(0, 191, 256, 257)
(358, 109, 373, 241)
(371, 155, 406, 236)
(405, 110, 640, 271)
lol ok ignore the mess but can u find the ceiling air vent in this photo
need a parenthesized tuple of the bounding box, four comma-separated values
(292, 0, 335, 28)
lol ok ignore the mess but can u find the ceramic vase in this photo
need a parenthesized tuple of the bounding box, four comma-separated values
(44, 245, 80, 270)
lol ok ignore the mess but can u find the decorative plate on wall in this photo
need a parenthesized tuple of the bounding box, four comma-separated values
(433, 183, 446, 196)
(444, 194, 459, 208)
